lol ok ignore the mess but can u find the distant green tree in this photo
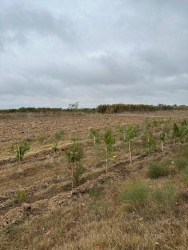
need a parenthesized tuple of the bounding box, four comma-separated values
(68, 102, 79, 111)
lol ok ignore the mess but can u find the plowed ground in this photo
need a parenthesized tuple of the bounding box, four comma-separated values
(0, 110, 188, 250)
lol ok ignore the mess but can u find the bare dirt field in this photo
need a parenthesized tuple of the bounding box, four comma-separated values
(0, 110, 187, 149)
(0, 110, 188, 250)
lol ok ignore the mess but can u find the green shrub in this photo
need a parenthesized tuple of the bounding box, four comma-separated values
(119, 182, 149, 206)
(181, 166, 188, 186)
(147, 162, 169, 179)
(151, 183, 179, 209)
(13, 190, 27, 206)
(175, 158, 188, 170)
(53, 130, 64, 140)
(37, 134, 47, 144)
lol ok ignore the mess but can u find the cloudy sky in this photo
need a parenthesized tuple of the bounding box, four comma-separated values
(0, 0, 188, 109)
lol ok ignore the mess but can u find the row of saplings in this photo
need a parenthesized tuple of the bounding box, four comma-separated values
(11, 118, 188, 193)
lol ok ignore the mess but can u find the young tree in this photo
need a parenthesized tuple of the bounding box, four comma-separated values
(52, 141, 58, 153)
(172, 123, 181, 146)
(116, 125, 126, 141)
(11, 141, 30, 162)
(125, 125, 136, 165)
(104, 128, 115, 173)
(180, 119, 188, 143)
(89, 128, 100, 145)
(71, 130, 78, 143)
(142, 131, 156, 155)
(181, 118, 188, 126)
(54, 130, 64, 141)
(152, 120, 158, 133)
(66, 132, 84, 193)
(68, 102, 79, 111)
(159, 131, 165, 152)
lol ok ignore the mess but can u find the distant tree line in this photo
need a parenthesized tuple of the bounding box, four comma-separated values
(96, 104, 188, 113)
(0, 107, 95, 114)
(0, 104, 187, 114)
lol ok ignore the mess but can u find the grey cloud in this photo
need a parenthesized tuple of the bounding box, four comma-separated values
(0, 3, 75, 49)
(0, 0, 188, 108)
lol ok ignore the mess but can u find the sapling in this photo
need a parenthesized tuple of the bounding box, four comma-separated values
(116, 125, 126, 141)
(152, 120, 158, 133)
(159, 132, 165, 152)
(141, 130, 156, 155)
(164, 122, 171, 138)
(142, 118, 152, 131)
(66, 132, 84, 193)
(172, 123, 181, 146)
(181, 119, 188, 126)
(180, 119, 188, 143)
(13, 190, 27, 206)
(37, 134, 47, 144)
(52, 141, 58, 153)
(125, 125, 136, 165)
(164, 116, 171, 130)
(104, 128, 115, 173)
(89, 128, 100, 145)
(10, 141, 30, 162)
(54, 130, 64, 141)
(71, 130, 78, 143)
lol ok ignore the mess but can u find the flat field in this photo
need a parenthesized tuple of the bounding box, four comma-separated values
(0, 110, 188, 249)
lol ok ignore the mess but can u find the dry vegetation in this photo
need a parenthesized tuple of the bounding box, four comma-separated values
(0, 110, 188, 250)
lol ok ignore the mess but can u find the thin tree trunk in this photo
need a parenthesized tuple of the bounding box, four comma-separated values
(17, 146, 21, 162)
(147, 138, 150, 154)
(123, 132, 126, 141)
(26, 129, 30, 141)
(71, 163, 74, 193)
(105, 147, 108, 173)
(94, 136, 96, 145)
(161, 140, 164, 152)
(129, 140, 132, 165)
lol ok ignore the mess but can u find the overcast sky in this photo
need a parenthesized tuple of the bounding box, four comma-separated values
(0, 0, 188, 109)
